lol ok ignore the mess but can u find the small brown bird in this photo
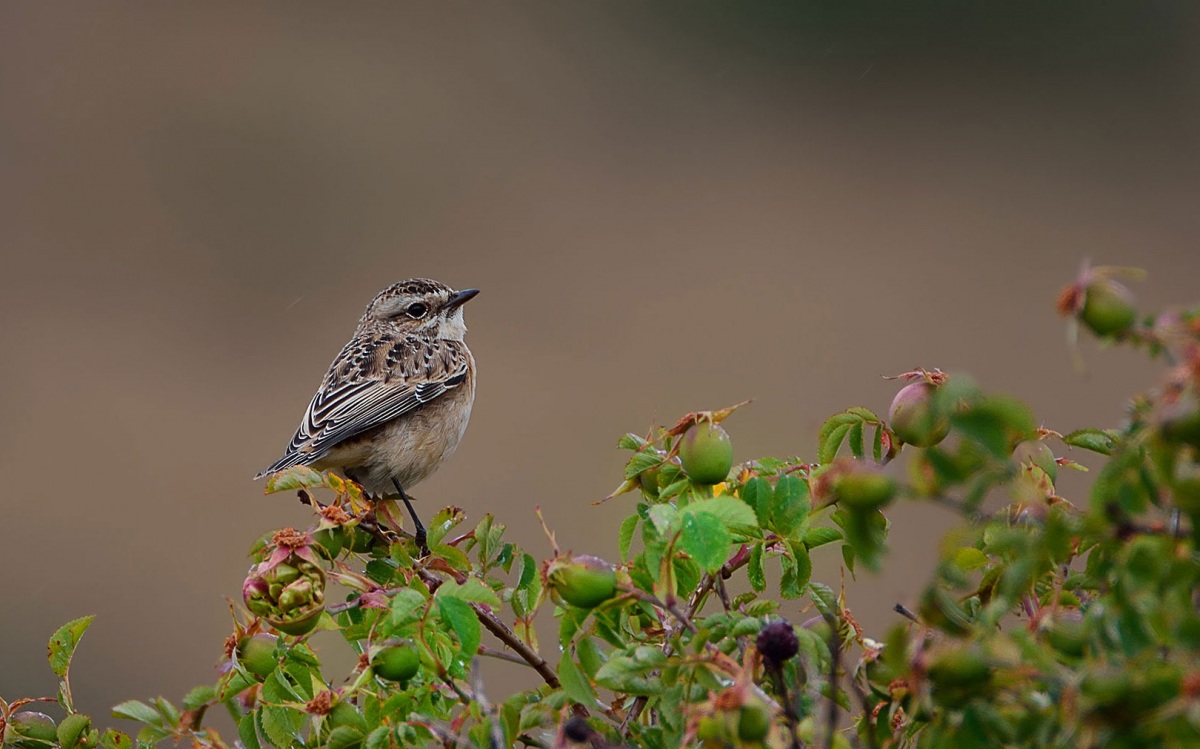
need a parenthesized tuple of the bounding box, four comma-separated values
(255, 279, 479, 548)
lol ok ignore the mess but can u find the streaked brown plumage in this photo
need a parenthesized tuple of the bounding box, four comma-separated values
(256, 279, 478, 500)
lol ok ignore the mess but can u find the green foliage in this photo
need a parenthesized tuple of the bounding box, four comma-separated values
(6, 267, 1200, 748)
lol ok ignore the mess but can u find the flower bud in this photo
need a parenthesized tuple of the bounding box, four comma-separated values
(243, 533, 327, 636)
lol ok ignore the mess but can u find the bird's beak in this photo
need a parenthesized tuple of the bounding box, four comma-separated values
(445, 288, 480, 310)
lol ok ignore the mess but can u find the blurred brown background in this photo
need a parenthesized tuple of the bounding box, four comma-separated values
(2, 1, 1199, 729)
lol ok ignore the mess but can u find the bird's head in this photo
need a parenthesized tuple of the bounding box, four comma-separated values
(361, 278, 479, 341)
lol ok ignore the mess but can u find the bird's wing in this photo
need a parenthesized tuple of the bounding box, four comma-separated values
(255, 336, 470, 478)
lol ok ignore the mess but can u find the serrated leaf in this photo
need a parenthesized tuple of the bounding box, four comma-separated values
(625, 450, 664, 480)
(618, 514, 639, 560)
(740, 477, 773, 527)
(261, 705, 304, 748)
(682, 495, 757, 528)
(819, 422, 853, 464)
(365, 726, 393, 749)
(435, 577, 502, 607)
(261, 669, 305, 704)
(771, 475, 811, 538)
(648, 504, 680, 537)
(1062, 428, 1116, 456)
(437, 596, 482, 659)
(679, 511, 732, 573)
(99, 729, 133, 749)
(809, 583, 838, 620)
(593, 656, 661, 696)
(618, 432, 649, 451)
(748, 544, 766, 592)
(182, 684, 216, 710)
(238, 712, 262, 749)
(263, 465, 325, 493)
(780, 542, 811, 598)
(390, 588, 429, 628)
(112, 700, 161, 726)
(849, 422, 865, 459)
(804, 526, 843, 550)
(48, 615, 94, 677)
(558, 653, 600, 708)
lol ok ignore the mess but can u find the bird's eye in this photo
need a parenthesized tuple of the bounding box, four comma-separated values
(405, 302, 429, 319)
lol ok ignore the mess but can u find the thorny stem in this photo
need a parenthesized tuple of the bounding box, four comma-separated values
(764, 659, 804, 749)
(620, 546, 753, 735)
(823, 612, 841, 749)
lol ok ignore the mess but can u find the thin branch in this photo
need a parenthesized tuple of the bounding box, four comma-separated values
(823, 613, 840, 749)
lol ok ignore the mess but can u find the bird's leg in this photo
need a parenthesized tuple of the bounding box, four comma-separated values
(392, 478, 429, 557)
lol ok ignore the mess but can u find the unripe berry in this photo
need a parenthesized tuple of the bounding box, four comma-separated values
(236, 633, 279, 679)
(1080, 279, 1136, 336)
(371, 641, 420, 684)
(679, 423, 734, 485)
(889, 381, 949, 448)
(546, 555, 618, 609)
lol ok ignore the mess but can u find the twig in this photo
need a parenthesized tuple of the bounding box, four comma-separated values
(823, 612, 840, 749)
(471, 661, 506, 749)
(621, 547, 753, 734)
(478, 645, 532, 667)
(471, 602, 568, 696)
(764, 659, 804, 749)
(893, 603, 919, 624)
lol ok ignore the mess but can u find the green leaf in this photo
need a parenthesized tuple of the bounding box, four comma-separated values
(780, 542, 812, 599)
(849, 422, 865, 459)
(181, 685, 216, 710)
(99, 729, 133, 749)
(679, 511, 732, 573)
(618, 514, 639, 560)
(576, 637, 607, 678)
(951, 395, 1036, 457)
(771, 475, 811, 538)
(390, 588, 429, 627)
(618, 432, 649, 451)
(625, 450, 664, 479)
(48, 615, 95, 677)
(952, 547, 989, 572)
(558, 653, 600, 708)
(111, 700, 161, 726)
(261, 705, 304, 749)
(238, 712, 262, 749)
(804, 526, 842, 550)
(365, 726, 393, 749)
(435, 577, 502, 607)
(748, 543, 766, 592)
(682, 495, 758, 528)
(263, 465, 325, 493)
(819, 422, 853, 464)
(437, 596, 482, 659)
(740, 477, 774, 527)
(648, 504, 680, 537)
(1062, 428, 1117, 456)
(809, 583, 838, 620)
(593, 655, 661, 696)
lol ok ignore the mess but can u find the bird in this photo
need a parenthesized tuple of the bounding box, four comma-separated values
(255, 278, 479, 552)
